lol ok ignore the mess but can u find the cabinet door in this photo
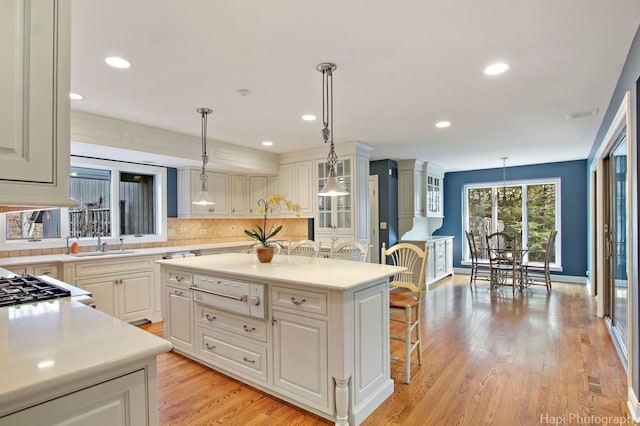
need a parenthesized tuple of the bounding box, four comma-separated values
(427, 175, 442, 217)
(165, 286, 195, 352)
(77, 277, 118, 318)
(119, 272, 154, 322)
(230, 175, 248, 215)
(210, 172, 229, 215)
(0, 369, 148, 426)
(273, 310, 328, 409)
(248, 176, 269, 215)
(296, 161, 313, 214)
(0, 0, 71, 206)
(316, 158, 352, 234)
(445, 238, 454, 273)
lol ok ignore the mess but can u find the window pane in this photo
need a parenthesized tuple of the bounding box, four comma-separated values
(6, 209, 60, 240)
(467, 188, 492, 259)
(497, 185, 523, 242)
(527, 183, 556, 262)
(69, 167, 112, 238)
(120, 172, 155, 236)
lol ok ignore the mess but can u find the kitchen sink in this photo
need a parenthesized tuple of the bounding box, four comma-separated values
(70, 250, 137, 257)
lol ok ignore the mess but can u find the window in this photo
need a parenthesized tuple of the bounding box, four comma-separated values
(0, 158, 166, 250)
(464, 178, 560, 267)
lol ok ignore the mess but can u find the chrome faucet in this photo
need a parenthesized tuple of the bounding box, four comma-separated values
(119, 238, 125, 252)
(97, 232, 105, 252)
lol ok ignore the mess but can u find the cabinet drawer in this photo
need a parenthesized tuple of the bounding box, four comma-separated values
(33, 264, 59, 278)
(271, 286, 327, 316)
(196, 305, 267, 343)
(198, 327, 268, 383)
(166, 268, 193, 287)
(75, 257, 154, 277)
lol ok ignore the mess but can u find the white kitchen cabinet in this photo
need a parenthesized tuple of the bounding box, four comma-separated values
(177, 168, 229, 217)
(314, 143, 372, 248)
(279, 161, 313, 215)
(404, 237, 454, 287)
(165, 284, 195, 354)
(0, 369, 148, 426)
(3, 263, 60, 279)
(248, 176, 269, 216)
(398, 160, 425, 218)
(273, 309, 329, 409)
(230, 174, 248, 215)
(0, 0, 72, 207)
(73, 256, 158, 323)
(426, 174, 443, 217)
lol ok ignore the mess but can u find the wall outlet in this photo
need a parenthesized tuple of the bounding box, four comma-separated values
(380, 221, 388, 230)
(199, 229, 206, 235)
(180, 226, 187, 232)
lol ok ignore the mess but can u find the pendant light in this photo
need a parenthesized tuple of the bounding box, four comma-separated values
(317, 62, 348, 197)
(501, 156, 508, 204)
(192, 107, 215, 205)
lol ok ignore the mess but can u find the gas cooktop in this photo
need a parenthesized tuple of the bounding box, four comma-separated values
(0, 275, 71, 307)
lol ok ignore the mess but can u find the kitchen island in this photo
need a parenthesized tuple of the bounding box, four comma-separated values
(0, 299, 172, 425)
(157, 253, 406, 426)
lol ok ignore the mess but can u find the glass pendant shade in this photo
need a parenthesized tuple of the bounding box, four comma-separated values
(319, 166, 348, 196)
(193, 107, 215, 206)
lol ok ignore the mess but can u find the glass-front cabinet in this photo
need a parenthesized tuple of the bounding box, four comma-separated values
(426, 174, 442, 217)
(317, 158, 352, 234)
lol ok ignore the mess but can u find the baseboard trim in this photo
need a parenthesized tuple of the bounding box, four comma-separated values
(627, 387, 640, 422)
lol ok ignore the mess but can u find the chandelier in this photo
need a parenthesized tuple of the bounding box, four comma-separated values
(317, 62, 348, 197)
(192, 107, 215, 205)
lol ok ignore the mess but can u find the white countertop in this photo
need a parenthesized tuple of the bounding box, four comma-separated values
(157, 253, 406, 290)
(0, 241, 252, 267)
(0, 300, 172, 409)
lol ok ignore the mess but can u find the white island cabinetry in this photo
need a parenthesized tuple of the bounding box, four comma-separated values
(158, 253, 404, 426)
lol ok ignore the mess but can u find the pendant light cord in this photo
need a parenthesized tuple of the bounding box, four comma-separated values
(197, 108, 212, 192)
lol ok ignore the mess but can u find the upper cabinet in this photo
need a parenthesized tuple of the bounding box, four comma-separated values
(279, 161, 313, 216)
(426, 163, 444, 218)
(397, 160, 445, 238)
(177, 168, 278, 219)
(0, 0, 72, 206)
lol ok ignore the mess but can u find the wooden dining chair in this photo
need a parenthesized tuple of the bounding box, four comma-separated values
(485, 232, 518, 295)
(288, 240, 321, 257)
(381, 242, 429, 384)
(523, 230, 557, 293)
(465, 230, 479, 287)
(330, 241, 370, 262)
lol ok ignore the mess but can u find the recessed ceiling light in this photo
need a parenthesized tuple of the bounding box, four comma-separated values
(484, 62, 509, 76)
(262, 141, 274, 147)
(302, 114, 317, 121)
(435, 121, 451, 128)
(105, 56, 131, 69)
(69, 92, 84, 100)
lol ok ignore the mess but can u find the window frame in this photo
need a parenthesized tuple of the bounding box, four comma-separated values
(0, 158, 167, 251)
(462, 177, 562, 270)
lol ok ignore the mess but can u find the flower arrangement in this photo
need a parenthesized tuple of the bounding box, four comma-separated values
(244, 193, 301, 247)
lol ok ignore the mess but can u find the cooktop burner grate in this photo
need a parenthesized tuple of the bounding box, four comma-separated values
(0, 275, 71, 307)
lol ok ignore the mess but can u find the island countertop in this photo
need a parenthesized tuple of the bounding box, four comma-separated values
(156, 252, 406, 290)
(0, 300, 172, 412)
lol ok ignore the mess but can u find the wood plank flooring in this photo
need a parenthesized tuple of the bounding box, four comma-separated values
(141, 275, 630, 425)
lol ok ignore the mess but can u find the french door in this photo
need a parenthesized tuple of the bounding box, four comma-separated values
(604, 129, 629, 363)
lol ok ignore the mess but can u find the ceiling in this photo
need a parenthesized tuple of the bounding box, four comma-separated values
(70, 0, 640, 172)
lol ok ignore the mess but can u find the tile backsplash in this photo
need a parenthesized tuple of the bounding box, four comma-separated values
(0, 217, 310, 257)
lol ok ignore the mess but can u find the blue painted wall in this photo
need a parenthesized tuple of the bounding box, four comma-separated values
(434, 160, 587, 277)
(370, 160, 399, 247)
(167, 167, 177, 218)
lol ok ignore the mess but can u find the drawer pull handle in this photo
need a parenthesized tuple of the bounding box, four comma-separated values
(242, 357, 255, 364)
(291, 297, 306, 306)
(175, 276, 184, 282)
(205, 343, 216, 351)
(243, 325, 256, 333)
(205, 314, 216, 321)
(174, 290, 183, 296)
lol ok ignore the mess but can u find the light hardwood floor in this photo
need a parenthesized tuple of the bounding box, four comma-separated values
(141, 274, 629, 425)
